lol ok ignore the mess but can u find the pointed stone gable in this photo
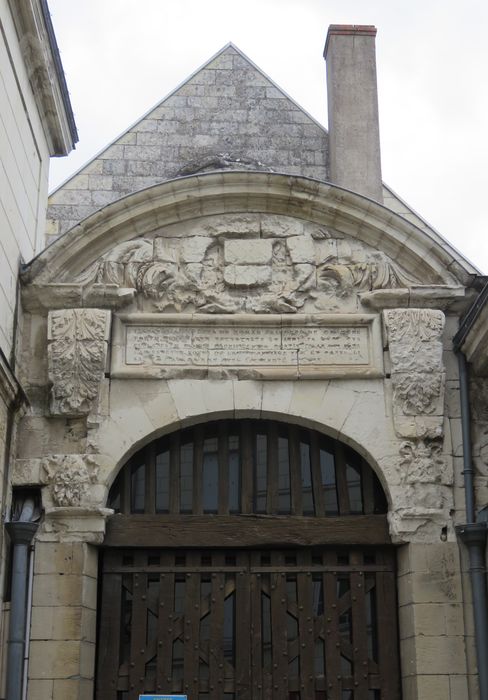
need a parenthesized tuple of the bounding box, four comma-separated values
(46, 45, 328, 242)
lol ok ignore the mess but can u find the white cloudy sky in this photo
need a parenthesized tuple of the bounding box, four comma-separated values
(48, 0, 488, 274)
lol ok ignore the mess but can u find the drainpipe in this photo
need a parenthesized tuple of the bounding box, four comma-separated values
(21, 540, 35, 700)
(5, 498, 39, 700)
(454, 349, 488, 700)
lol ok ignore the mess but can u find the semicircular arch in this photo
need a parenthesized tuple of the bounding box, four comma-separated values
(24, 172, 474, 287)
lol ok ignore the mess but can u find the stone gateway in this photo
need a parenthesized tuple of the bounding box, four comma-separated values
(2, 11, 488, 700)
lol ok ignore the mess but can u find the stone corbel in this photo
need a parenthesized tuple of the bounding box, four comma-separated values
(47, 308, 111, 416)
(40, 453, 111, 543)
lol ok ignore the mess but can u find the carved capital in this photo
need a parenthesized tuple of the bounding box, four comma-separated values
(388, 507, 453, 543)
(48, 308, 111, 415)
(42, 453, 99, 507)
(37, 506, 113, 544)
(384, 309, 445, 439)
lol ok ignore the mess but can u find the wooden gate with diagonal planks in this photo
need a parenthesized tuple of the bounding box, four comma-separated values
(96, 547, 400, 700)
(96, 420, 401, 700)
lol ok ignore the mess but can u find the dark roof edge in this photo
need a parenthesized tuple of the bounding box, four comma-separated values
(453, 277, 488, 352)
(40, 0, 78, 146)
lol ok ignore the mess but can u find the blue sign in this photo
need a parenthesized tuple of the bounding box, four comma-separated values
(139, 696, 187, 700)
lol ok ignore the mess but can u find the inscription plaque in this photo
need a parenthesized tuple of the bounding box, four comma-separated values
(111, 314, 383, 380)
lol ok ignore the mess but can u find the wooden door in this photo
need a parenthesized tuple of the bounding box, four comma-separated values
(96, 547, 400, 700)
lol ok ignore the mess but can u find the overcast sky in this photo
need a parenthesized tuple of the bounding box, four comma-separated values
(48, 0, 488, 274)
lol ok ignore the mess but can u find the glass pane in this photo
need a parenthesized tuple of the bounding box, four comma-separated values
(131, 462, 145, 512)
(320, 446, 339, 515)
(300, 440, 314, 514)
(108, 482, 121, 512)
(223, 583, 235, 669)
(278, 436, 291, 513)
(312, 575, 324, 616)
(255, 433, 267, 512)
(286, 576, 297, 603)
(174, 577, 185, 615)
(342, 692, 354, 700)
(373, 471, 388, 513)
(172, 638, 184, 682)
(202, 436, 219, 513)
(287, 611, 298, 642)
(346, 459, 363, 513)
(315, 637, 325, 676)
(366, 575, 378, 662)
(261, 590, 272, 669)
(340, 653, 352, 676)
(337, 575, 350, 599)
(200, 578, 211, 643)
(199, 660, 209, 680)
(155, 448, 170, 512)
(146, 576, 159, 645)
(180, 440, 193, 513)
(120, 581, 132, 664)
(228, 433, 240, 512)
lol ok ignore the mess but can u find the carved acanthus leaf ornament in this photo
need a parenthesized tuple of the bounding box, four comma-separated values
(384, 309, 446, 439)
(48, 309, 111, 415)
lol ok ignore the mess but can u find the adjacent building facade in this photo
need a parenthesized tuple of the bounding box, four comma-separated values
(2, 14, 488, 700)
(0, 0, 76, 697)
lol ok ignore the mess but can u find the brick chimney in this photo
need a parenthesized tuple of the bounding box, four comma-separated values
(324, 25, 383, 202)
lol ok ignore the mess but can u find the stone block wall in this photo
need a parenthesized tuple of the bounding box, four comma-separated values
(398, 543, 471, 699)
(28, 542, 98, 700)
(46, 45, 329, 242)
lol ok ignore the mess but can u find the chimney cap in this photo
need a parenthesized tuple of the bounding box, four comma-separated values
(324, 24, 377, 59)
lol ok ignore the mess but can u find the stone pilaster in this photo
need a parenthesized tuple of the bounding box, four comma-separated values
(26, 508, 111, 700)
(397, 542, 470, 700)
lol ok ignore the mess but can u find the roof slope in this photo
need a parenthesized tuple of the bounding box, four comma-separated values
(46, 44, 328, 241)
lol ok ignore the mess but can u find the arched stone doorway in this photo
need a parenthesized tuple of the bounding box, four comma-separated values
(96, 419, 400, 699)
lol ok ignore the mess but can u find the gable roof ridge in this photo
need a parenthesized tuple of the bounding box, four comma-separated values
(49, 42, 327, 195)
(382, 182, 480, 274)
(224, 42, 328, 133)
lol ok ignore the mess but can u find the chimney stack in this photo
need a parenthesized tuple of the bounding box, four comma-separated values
(324, 25, 383, 202)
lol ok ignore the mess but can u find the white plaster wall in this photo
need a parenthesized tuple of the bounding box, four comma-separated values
(0, 0, 51, 359)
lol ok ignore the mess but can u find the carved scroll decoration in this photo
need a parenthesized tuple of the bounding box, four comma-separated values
(70, 214, 424, 315)
(42, 454, 99, 507)
(384, 309, 445, 439)
(48, 309, 111, 416)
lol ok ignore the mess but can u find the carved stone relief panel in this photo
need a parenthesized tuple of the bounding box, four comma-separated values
(388, 438, 454, 542)
(384, 309, 446, 439)
(69, 214, 424, 314)
(48, 309, 111, 416)
(42, 453, 99, 507)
